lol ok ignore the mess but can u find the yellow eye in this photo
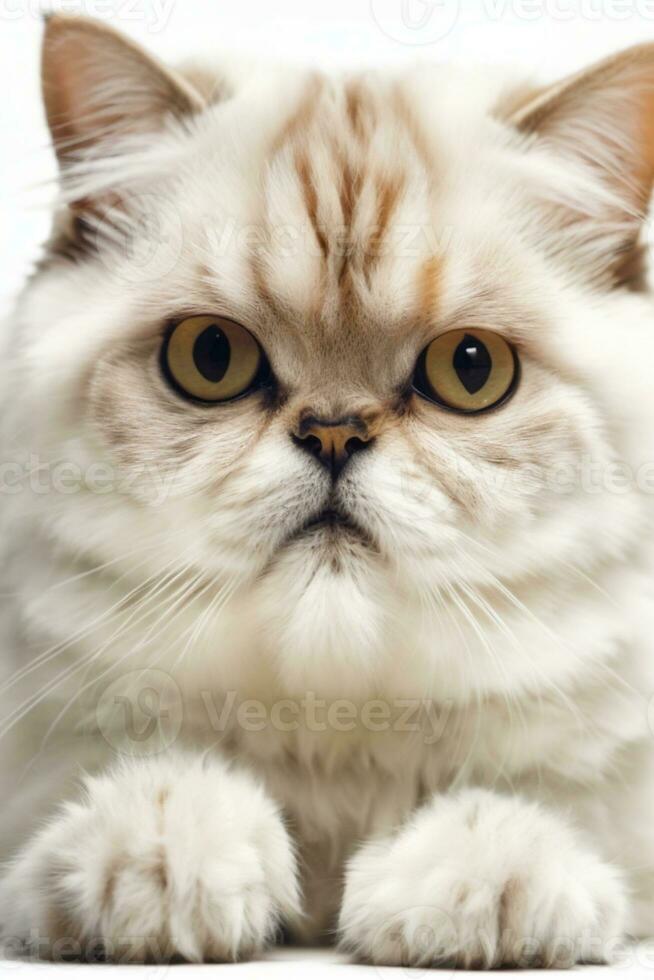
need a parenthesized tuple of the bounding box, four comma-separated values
(414, 329, 518, 413)
(162, 316, 265, 403)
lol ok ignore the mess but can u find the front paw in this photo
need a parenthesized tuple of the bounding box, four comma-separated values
(0, 754, 300, 962)
(339, 788, 625, 969)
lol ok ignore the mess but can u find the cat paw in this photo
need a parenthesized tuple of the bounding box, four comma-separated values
(0, 754, 300, 962)
(339, 788, 625, 969)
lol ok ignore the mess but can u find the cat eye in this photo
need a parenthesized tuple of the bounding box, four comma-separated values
(413, 329, 519, 414)
(162, 315, 266, 403)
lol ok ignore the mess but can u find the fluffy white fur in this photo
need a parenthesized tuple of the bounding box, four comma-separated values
(1, 16, 654, 967)
(339, 789, 626, 968)
(0, 754, 300, 962)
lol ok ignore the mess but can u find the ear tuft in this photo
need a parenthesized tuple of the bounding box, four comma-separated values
(42, 15, 204, 168)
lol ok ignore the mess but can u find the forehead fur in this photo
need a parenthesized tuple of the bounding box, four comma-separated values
(218, 65, 529, 325)
(256, 74, 435, 325)
(57, 62, 539, 332)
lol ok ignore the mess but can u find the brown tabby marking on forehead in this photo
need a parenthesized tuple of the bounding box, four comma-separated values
(260, 75, 416, 321)
(417, 254, 444, 323)
(295, 151, 329, 264)
(335, 145, 362, 234)
(344, 79, 368, 142)
(365, 172, 406, 278)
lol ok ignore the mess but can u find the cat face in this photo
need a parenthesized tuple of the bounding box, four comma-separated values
(7, 18, 654, 698)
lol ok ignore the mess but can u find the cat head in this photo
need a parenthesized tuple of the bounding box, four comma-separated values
(7, 16, 654, 698)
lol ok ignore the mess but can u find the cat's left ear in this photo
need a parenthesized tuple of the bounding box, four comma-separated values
(507, 44, 654, 285)
(42, 14, 205, 168)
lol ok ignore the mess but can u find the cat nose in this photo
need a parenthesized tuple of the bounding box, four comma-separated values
(292, 414, 373, 479)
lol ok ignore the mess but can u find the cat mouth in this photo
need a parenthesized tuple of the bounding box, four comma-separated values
(305, 507, 354, 531)
(295, 506, 375, 548)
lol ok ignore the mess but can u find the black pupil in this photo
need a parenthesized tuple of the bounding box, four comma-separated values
(453, 334, 492, 395)
(193, 325, 230, 383)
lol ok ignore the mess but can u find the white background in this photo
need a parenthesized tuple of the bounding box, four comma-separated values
(3, 0, 654, 976)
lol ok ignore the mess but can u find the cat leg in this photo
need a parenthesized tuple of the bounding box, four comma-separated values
(0, 752, 300, 963)
(339, 787, 626, 969)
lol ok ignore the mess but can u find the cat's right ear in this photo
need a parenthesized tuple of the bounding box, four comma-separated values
(505, 44, 654, 287)
(41, 14, 204, 170)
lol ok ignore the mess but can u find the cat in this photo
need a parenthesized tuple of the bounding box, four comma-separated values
(0, 12, 654, 968)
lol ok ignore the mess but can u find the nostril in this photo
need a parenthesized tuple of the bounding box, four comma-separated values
(344, 436, 369, 457)
(292, 433, 323, 458)
(303, 434, 323, 458)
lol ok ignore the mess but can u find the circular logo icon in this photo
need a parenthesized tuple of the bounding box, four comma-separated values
(372, 905, 458, 979)
(96, 668, 183, 757)
(92, 192, 184, 285)
(370, 0, 460, 46)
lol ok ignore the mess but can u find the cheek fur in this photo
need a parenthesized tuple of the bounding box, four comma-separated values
(340, 367, 617, 590)
(86, 343, 270, 497)
(87, 347, 332, 573)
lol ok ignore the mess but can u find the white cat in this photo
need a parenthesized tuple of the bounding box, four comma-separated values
(1, 15, 653, 967)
